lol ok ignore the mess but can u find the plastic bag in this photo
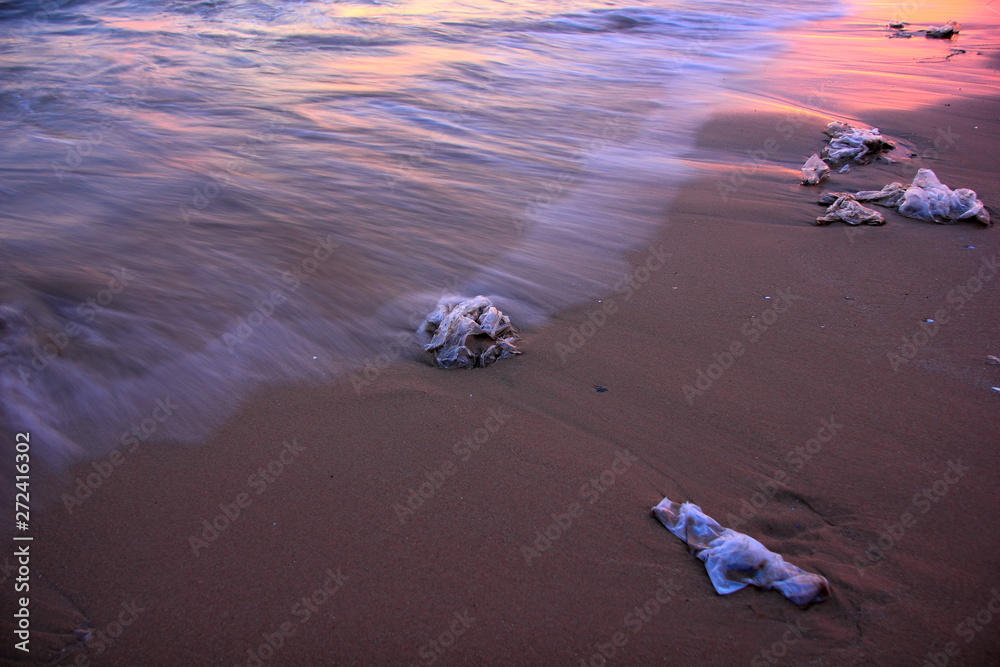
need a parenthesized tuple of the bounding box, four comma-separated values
(926, 20, 960, 38)
(819, 169, 989, 225)
(800, 154, 831, 185)
(815, 194, 885, 226)
(418, 296, 520, 368)
(897, 169, 989, 224)
(651, 496, 830, 606)
(822, 121, 895, 165)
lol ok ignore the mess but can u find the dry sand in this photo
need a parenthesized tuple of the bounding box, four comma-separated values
(5, 1, 1000, 665)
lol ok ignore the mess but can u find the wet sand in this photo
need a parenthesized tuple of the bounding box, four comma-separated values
(7, 2, 1000, 665)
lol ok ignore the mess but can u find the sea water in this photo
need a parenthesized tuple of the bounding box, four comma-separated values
(0, 0, 842, 469)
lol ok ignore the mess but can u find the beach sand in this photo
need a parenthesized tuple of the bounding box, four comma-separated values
(7, 1, 1000, 665)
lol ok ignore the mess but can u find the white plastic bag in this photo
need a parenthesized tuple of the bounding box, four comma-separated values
(418, 296, 520, 368)
(651, 496, 830, 606)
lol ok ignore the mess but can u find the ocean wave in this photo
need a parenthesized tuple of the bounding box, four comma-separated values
(0, 0, 843, 490)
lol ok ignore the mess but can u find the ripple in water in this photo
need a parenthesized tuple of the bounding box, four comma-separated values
(0, 0, 844, 483)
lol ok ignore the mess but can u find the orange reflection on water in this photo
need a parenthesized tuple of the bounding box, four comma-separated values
(731, 0, 1000, 117)
(333, 44, 490, 77)
(862, 0, 986, 26)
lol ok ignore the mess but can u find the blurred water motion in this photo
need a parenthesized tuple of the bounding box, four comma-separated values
(0, 0, 840, 466)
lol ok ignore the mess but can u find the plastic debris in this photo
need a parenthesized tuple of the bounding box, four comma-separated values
(897, 169, 989, 224)
(854, 182, 908, 207)
(887, 20, 960, 39)
(418, 295, 520, 369)
(817, 169, 990, 226)
(818, 183, 905, 208)
(926, 20, 960, 39)
(800, 122, 895, 186)
(651, 496, 830, 606)
(888, 26, 913, 39)
(800, 154, 830, 185)
(822, 122, 895, 165)
(815, 194, 885, 226)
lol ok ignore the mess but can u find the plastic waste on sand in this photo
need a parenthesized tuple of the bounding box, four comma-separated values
(651, 496, 830, 606)
(888, 20, 960, 38)
(800, 154, 830, 185)
(926, 20, 960, 38)
(814, 194, 885, 226)
(800, 121, 894, 186)
(821, 121, 895, 165)
(818, 168, 990, 226)
(418, 295, 520, 369)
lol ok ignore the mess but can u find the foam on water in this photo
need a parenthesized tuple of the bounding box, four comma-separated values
(0, 0, 845, 477)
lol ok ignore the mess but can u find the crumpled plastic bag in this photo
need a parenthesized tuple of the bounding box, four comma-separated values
(651, 496, 830, 606)
(926, 20, 960, 38)
(888, 20, 960, 39)
(418, 295, 520, 369)
(818, 169, 989, 225)
(815, 194, 885, 226)
(800, 122, 894, 186)
(822, 121, 895, 165)
(800, 154, 830, 185)
(836, 181, 908, 208)
(898, 169, 989, 224)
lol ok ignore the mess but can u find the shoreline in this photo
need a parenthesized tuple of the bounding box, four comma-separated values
(7, 2, 1000, 665)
